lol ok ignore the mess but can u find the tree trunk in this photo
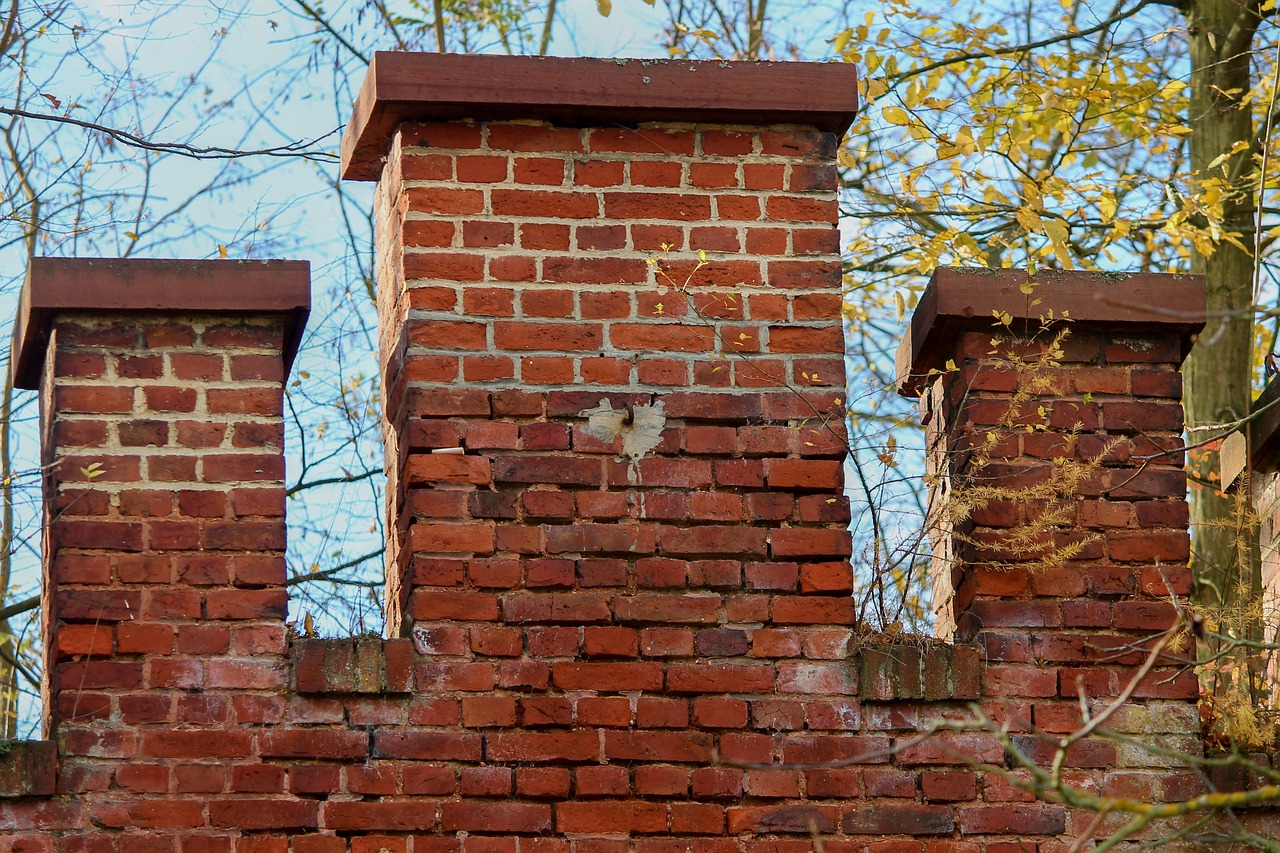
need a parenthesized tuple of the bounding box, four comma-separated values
(1182, 0, 1262, 612)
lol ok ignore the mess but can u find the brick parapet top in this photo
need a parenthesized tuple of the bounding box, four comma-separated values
(895, 267, 1206, 397)
(13, 257, 311, 389)
(341, 52, 860, 181)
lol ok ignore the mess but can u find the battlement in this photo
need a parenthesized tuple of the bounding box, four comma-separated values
(0, 53, 1235, 853)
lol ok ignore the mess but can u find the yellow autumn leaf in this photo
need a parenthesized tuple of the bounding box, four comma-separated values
(877, 434, 898, 467)
(1099, 190, 1117, 223)
(1043, 219, 1073, 269)
(863, 77, 889, 103)
(1016, 207, 1045, 234)
(882, 106, 910, 126)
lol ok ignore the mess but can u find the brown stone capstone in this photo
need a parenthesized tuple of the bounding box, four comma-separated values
(12, 257, 311, 389)
(341, 52, 860, 181)
(895, 267, 1207, 397)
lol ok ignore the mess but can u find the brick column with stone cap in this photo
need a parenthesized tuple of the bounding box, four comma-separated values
(343, 52, 862, 844)
(343, 53, 860, 641)
(13, 258, 307, 826)
(898, 267, 1204, 699)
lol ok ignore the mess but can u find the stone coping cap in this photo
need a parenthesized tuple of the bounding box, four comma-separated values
(13, 258, 311, 390)
(341, 52, 860, 181)
(896, 267, 1206, 397)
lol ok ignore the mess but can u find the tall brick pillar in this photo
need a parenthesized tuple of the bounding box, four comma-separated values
(343, 54, 860, 638)
(342, 54, 863, 841)
(12, 258, 307, 829)
(898, 268, 1205, 700)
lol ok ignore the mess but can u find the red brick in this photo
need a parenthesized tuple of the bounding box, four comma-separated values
(405, 186, 484, 215)
(957, 806, 1066, 835)
(581, 357, 632, 384)
(490, 124, 583, 152)
(403, 252, 485, 282)
(690, 162, 739, 188)
(493, 321, 602, 351)
(487, 731, 598, 762)
(702, 130, 753, 155)
(409, 522, 495, 554)
(843, 805, 954, 835)
(552, 662, 663, 691)
(517, 767, 572, 798)
(411, 590, 500, 621)
(635, 764, 688, 796)
(404, 220, 457, 247)
(591, 128, 695, 155)
(604, 192, 711, 221)
(206, 388, 281, 416)
(574, 160, 625, 187)
(522, 356, 574, 383)
(630, 160, 682, 187)
(690, 767, 743, 799)
(324, 801, 438, 832)
(492, 189, 596, 218)
(461, 696, 518, 727)
(460, 765, 513, 796)
(1108, 530, 1189, 562)
(666, 664, 774, 694)
(556, 801, 667, 834)
(577, 696, 632, 727)
(693, 697, 749, 728)
(573, 765, 628, 796)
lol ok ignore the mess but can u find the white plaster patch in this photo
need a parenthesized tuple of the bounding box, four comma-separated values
(579, 399, 667, 482)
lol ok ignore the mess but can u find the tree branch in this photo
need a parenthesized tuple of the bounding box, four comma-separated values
(0, 595, 37, 622)
(288, 0, 370, 64)
(0, 106, 341, 162)
(286, 466, 380, 498)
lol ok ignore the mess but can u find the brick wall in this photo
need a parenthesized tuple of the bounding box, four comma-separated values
(0, 54, 1253, 852)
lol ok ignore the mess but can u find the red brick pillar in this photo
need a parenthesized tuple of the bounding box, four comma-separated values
(343, 54, 860, 637)
(13, 258, 308, 809)
(343, 54, 861, 843)
(898, 268, 1204, 698)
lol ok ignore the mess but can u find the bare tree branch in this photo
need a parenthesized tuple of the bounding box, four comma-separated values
(0, 106, 341, 162)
